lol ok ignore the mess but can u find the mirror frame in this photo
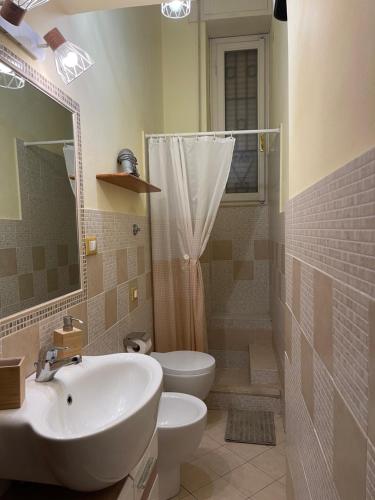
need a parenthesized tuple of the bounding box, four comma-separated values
(0, 44, 87, 338)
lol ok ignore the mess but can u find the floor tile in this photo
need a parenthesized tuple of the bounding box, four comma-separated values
(278, 475, 286, 485)
(250, 448, 286, 480)
(224, 441, 269, 461)
(222, 462, 274, 497)
(193, 446, 246, 476)
(193, 478, 247, 500)
(181, 461, 219, 492)
(189, 432, 222, 460)
(171, 486, 195, 499)
(206, 410, 227, 429)
(215, 368, 250, 386)
(250, 480, 286, 500)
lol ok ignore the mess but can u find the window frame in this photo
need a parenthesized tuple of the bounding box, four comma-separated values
(210, 35, 268, 205)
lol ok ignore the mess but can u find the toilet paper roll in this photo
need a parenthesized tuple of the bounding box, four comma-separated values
(126, 338, 152, 354)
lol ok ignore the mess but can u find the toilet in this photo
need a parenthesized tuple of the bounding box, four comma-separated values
(151, 351, 216, 400)
(157, 392, 207, 500)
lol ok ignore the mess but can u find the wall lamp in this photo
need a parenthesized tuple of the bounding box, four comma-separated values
(0, 0, 94, 85)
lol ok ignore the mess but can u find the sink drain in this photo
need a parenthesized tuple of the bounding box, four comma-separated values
(67, 394, 73, 405)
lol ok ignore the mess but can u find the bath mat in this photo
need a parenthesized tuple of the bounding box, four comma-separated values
(225, 409, 276, 446)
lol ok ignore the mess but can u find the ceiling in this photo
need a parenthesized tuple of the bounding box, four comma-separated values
(54, 0, 161, 15)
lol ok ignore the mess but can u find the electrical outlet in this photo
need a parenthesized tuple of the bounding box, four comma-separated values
(131, 287, 138, 302)
(85, 236, 97, 256)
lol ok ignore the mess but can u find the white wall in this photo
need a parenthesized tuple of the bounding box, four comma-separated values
(288, 0, 375, 197)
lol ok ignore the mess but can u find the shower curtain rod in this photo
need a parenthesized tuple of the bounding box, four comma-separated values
(23, 139, 74, 147)
(145, 128, 280, 139)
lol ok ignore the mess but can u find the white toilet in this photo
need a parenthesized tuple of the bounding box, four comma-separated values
(151, 351, 216, 400)
(157, 392, 207, 500)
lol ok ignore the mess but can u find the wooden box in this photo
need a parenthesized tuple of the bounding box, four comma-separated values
(0, 357, 25, 410)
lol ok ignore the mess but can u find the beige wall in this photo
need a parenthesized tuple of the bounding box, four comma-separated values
(161, 17, 208, 133)
(0, 83, 72, 219)
(0, 4, 164, 216)
(270, 18, 289, 210)
(288, 0, 375, 198)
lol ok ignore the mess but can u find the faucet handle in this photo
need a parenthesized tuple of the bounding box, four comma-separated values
(34, 345, 69, 370)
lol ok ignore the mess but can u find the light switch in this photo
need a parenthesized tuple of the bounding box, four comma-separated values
(131, 287, 138, 302)
(85, 236, 97, 256)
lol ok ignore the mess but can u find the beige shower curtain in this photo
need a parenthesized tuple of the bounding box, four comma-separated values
(149, 136, 235, 352)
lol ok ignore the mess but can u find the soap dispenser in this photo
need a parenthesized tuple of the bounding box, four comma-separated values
(53, 316, 84, 360)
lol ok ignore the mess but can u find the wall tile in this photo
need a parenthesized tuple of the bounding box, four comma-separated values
(284, 307, 292, 362)
(137, 246, 145, 275)
(212, 240, 233, 261)
(105, 288, 118, 330)
(313, 270, 333, 374)
(368, 300, 375, 445)
(18, 274, 34, 301)
(57, 244, 69, 267)
(87, 293, 105, 343)
(2, 324, 39, 376)
(116, 249, 128, 285)
(301, 333, 314, 420)
(333, 389, 367, 500)
(87, 253, 103, 298)
(254, 240, 270, 260)
(0, 248, 17, 278)
(233, 261, 254, 281)
(292, 259, 301, 322)
(47, 269, 59, 293)
(32, 246, 45, 271)
(146, 272, 153, 300)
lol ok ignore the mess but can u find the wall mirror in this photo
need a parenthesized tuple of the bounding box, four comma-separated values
(0, 48, 85, 325)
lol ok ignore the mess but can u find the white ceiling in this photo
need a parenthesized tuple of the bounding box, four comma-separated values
(54, 0, 161, 15)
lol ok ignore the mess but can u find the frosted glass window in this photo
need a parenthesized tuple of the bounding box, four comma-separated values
(224, 49, 258, 194)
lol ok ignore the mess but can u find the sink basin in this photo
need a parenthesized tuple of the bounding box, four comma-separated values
(0, 353, 163, 491)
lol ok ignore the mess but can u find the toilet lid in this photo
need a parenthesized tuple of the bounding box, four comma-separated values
(151, 351, 215, 376)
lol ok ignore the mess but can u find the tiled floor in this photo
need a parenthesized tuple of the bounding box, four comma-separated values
(173, 410, 286, 500)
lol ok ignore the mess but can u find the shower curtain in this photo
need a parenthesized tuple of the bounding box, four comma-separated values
(63, 145, 76, 196)
(149, 136, 235, 352)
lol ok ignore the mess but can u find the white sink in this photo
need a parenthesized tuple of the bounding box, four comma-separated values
(0, 353, 163, 491)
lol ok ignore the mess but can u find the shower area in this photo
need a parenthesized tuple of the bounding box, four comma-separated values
(147, 31, 283, 414)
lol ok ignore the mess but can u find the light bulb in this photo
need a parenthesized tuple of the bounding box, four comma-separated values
(62, 51, 79, 69)
(161, 0, 191, 19)
(170, 0, 183, 12)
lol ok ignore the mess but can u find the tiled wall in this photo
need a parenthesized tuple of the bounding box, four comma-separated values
(0, 143, 79, 319)
(202, 205, 271, 348)
(0, 209, 153, 376)
(268, 135, 286, 376)
(285, 147, 375, 500)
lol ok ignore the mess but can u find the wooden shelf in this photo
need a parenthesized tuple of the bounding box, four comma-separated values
(96, 173, 161, 193)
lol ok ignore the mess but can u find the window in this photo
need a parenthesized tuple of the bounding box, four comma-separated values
(211, 36, 267, 203)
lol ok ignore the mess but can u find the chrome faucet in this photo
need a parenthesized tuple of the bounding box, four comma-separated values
(34, 345, 82, 383)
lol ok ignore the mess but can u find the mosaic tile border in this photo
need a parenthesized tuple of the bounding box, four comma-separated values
(0, 45, 87, 339)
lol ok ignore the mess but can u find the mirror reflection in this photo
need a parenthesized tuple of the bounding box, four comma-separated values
(0, 64, 80, 319)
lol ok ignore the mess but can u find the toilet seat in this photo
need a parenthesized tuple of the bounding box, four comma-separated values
(151, 351, 215, 376)
(157, 392, 207, 428)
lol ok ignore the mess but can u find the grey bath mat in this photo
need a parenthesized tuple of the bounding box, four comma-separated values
(225, 409, 276, 446)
